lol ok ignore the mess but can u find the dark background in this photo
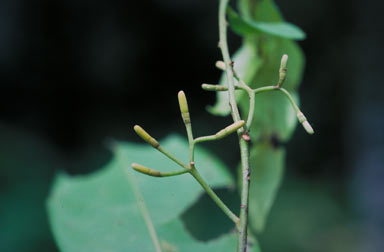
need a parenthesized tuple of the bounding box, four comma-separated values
(0, 0, 383, 251)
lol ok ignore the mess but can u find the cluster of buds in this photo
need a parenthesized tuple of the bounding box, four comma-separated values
(132, 90, 246, 177)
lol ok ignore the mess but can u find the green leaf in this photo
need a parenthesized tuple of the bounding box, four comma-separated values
(47, 135, 237, 252)
(251, 0, 283, 22)
(227, 7, 258, 35)
(251, 22, 306, 40)
(248, 143, 285, 233)
(227, 8, 306, 40)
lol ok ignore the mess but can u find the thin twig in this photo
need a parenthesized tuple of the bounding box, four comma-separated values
(233, 70, 256, 130)
(189, 168, 240, 225)
(218, 0, 242, 124)
(179, 90, 240, 225)
(218, 1, 251, 251)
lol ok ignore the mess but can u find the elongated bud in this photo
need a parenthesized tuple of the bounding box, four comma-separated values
(302, 121, 314, 135)
(133, 125, 160, 148)
(296, 112, 314, 135)
(215, 61, 226, 71)
(215, 120, 245, 139)
(178, 91, 191, 124)
(132, 163, 162, 177)
(277, 54, 288, 87)
(178, 91, 188, 113)
(201, 84, 228, 91)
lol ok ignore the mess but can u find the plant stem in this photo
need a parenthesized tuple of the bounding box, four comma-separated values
(276, 87, 300, 112)
(157, 146, 190, 170)
(253, 86, 300, 113)
(218, 0, 241, 123)
(237, 138, 250, 252)
(189, 168, 240, 225)
(186, 124, 195, 162)
(218, 0, 250, 251)
(188, 142, 240, 224)
(233, 71, 255, 130)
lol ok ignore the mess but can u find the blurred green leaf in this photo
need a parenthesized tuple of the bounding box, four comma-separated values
(248, 143, 285, 233)
(47, 135, 237, 252)
(227, 7, 258, 35)
(260, 178, 356, 252)
(228, 8, 306, 40)
(250, 22, 305, 40)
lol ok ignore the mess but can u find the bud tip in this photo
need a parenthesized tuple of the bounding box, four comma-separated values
(302, 121, 314, 135)
(133, 125, 159, 148)
(281, 54, 288, 65)
(178, 90, 189, 114)
(215, 61, 226, 71)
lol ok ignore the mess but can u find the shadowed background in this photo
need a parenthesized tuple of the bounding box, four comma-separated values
(0, 0, 383, 251)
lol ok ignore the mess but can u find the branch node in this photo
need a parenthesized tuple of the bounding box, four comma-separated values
(241, 133, 251, 142)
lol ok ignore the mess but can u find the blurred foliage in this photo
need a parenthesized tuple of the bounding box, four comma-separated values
(0, 125, 58, 252)
(227, 7, 306, 40)
(47, 135, 245, 252)
(259, 177, 364, 252)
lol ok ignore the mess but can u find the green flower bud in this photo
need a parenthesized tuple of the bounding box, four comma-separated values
(215, 61, 226, 71)
(216, 120, 245, 139)
(178, 91, 191, 124)
(132, 163, 162, 177)
(202, 84, 228, 91)
(178, 91, 189, 114)
(133, 125, 160, 148)
(278, 54, 288, 87)
(296, 112, 314, 135)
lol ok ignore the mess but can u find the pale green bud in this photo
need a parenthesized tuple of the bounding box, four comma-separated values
(133, 125, 160, 148)
(215, 120, 245, 139)
(296, 112, 314, 135)
(178, 91, 191, 124)
(302, 121, 314, 135)
(178, 91, 189, 114)
(201, 84, 228, 91)
(132, 163, 162, 177)
(278, 54, 288, 87)
(215, 61, 226, 71)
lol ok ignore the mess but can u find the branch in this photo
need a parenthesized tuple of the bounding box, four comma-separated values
(218, 1, 251, 251)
